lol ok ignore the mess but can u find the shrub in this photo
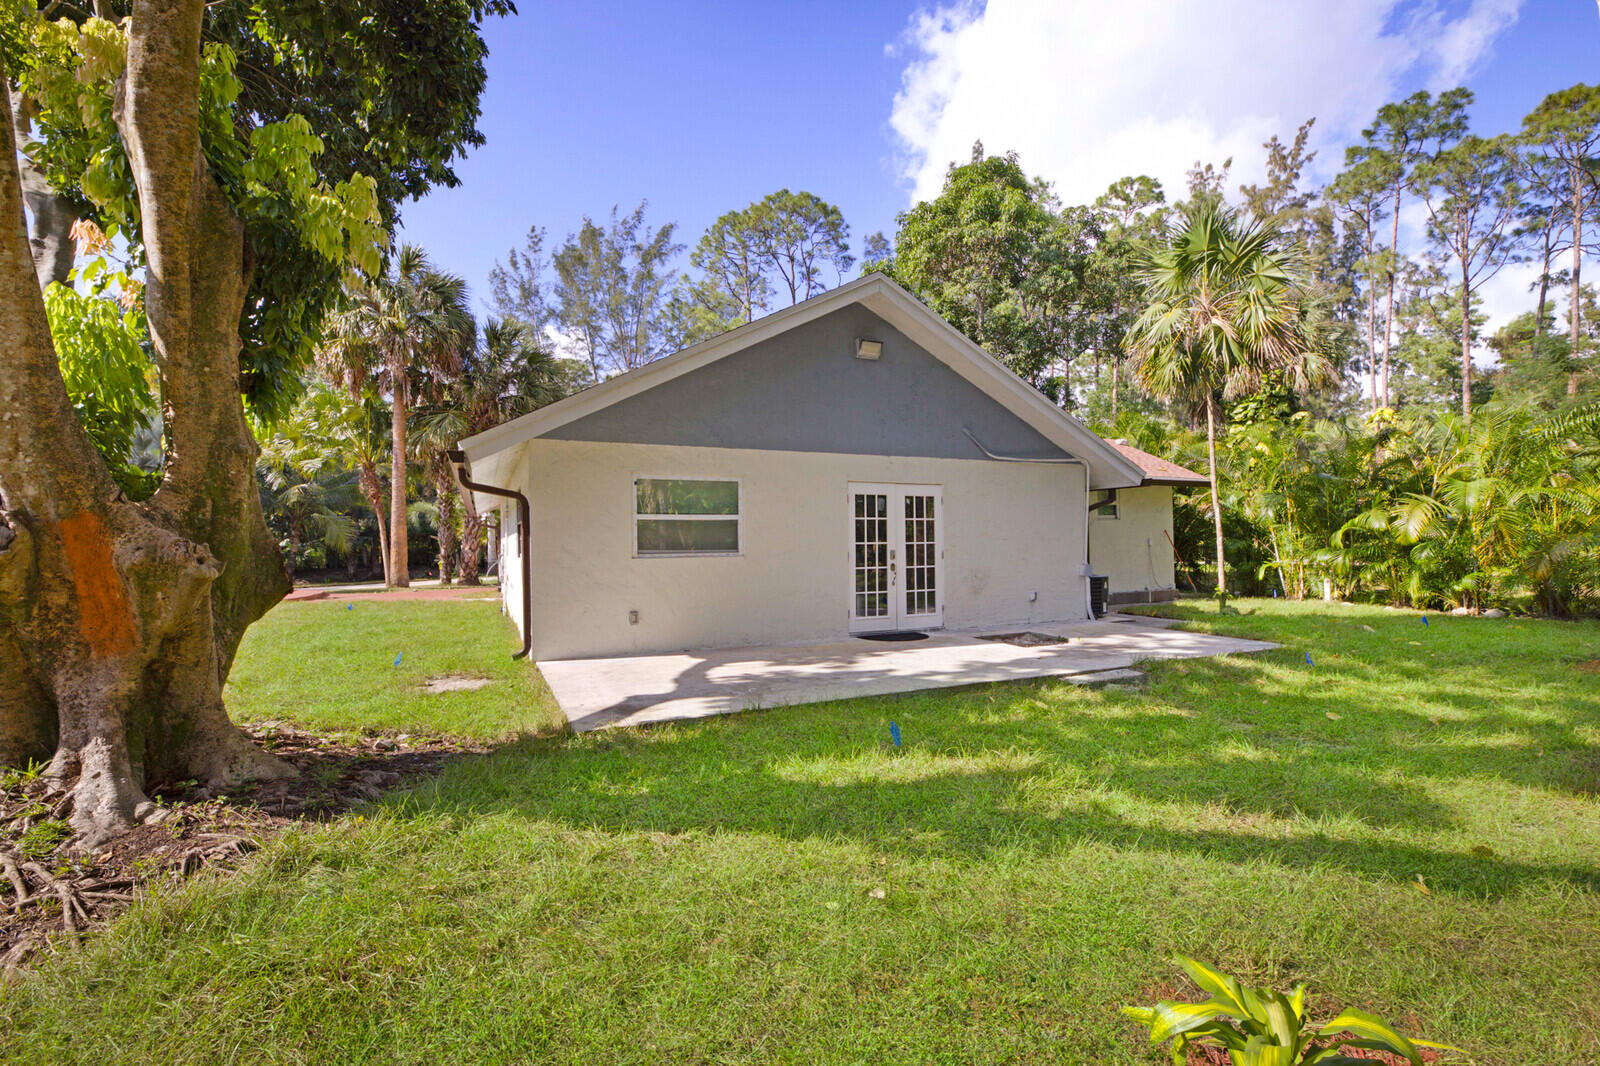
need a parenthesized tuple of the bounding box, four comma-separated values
(1123, 956, 1452, 1065)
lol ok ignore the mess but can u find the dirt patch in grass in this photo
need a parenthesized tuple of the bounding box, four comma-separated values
(1, 723, 484, 974)
(1574, 659, 1600, 674)
(422, 674, 495, 694)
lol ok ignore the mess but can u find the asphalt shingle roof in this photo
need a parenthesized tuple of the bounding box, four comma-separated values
(1104, 439, 1208, 485)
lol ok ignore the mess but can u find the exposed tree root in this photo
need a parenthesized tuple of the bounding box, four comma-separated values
(1, 722, 484, 975)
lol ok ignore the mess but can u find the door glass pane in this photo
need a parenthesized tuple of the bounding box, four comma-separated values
(904, 493, 937, 616)
(853, 493, 889, 618)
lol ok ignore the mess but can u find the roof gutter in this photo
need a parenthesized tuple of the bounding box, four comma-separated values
(1088, 487, 1118, 512)
(447, 449, 531, 660)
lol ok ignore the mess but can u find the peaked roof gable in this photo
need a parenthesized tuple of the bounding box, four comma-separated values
(461, 273, 1146, 489)
(541, 302, 1073, 461)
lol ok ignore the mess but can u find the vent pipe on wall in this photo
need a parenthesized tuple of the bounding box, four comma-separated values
(961, 427, 1096, 621)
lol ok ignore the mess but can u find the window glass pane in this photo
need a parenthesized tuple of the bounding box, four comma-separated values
(636, 518, 739, 554)
(636, 479, 739, 515)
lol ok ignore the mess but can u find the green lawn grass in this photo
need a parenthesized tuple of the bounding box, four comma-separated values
(3, 599, 1598, 1064)
(225, 597, 566, 739)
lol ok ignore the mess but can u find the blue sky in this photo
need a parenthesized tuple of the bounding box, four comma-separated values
(397, 1, 1598, 327)
(397, 1, 914, 309)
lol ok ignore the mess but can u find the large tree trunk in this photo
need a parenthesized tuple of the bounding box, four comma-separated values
(357, 463, 390, 585)
(388, 353, 410, 587)
(455, 470, 485, 587)
(1460, 260, 1473, 422)
(9, 90, 76, 289)
(1109, 302, 1121, 423)
(434, 466, 458, 585)
(1570, 163, 1584, 399)
(374, 506, 391, 584)
(1384, 181, 1401, 409)
(1205, 395, 1227, 596)
(0, 3, 292, 847)
(1534, 227, 1552, 342)
(1366, 264, 1379, 413)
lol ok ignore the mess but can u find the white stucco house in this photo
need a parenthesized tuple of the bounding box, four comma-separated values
(455, 273, 1204, 662)
(1091, 439, 1208, 606)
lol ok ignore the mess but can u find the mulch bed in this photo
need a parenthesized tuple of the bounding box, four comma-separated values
(0, 723, 485, 974)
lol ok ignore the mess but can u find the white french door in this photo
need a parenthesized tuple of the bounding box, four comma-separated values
(848, 483, 944, 633)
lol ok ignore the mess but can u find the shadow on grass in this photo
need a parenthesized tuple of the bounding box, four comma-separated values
(379, 642, 1600, 900)
(1142, 652, 1600, 798)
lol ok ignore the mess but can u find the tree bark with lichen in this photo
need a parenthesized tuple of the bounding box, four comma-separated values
(0, 0, 293, 847)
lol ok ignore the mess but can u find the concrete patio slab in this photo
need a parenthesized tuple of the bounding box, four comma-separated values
(539, 616, 1277, 732)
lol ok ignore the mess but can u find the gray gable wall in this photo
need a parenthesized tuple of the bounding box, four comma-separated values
(542, 304, 1070, 460)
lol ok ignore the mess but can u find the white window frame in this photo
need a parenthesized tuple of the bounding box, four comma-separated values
(632, 475, 743, 558)
(1093, 490, 1120, 520)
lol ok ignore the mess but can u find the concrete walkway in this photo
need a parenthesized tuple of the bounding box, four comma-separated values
(540, 616, 1277, 733)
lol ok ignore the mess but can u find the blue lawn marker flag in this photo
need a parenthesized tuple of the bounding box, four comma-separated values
(347, 603, 354, 611)
(1422, 616, 1430, 627)
(393, 652, 402, 666)
(1271, 588, 1278, 598)
(889, 722, 902, 747)
(1305, 651, 1314, 666)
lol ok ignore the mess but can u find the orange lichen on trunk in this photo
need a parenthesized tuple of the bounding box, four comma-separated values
(57, 511, 136, 658)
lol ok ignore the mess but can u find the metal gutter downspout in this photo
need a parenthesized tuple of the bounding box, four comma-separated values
(961, 427, 1096, 621)
(447, 449, 532, 659)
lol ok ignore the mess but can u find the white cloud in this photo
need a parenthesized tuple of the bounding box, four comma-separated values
(889, 0, 1553, 358)
(889, 0, 1525, 209)
(1419, 0, 1522, 88)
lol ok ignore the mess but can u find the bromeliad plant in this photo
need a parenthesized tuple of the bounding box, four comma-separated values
(1124, 957, 1454, 1065)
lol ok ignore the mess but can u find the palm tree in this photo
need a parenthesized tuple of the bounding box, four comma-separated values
(1352, 403, 1600, 613)
(257, 428, 361, 580)
(1127, 200, 1332, 596)
(258, 468, 360, 578)
(340, 394, 394, 584)
(409, 328, 482, 586)
(415, 318, 568, 584)
(277, 382, 393, 582)
(259, 383, 390, 580)
(320, 245, 473, 586)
